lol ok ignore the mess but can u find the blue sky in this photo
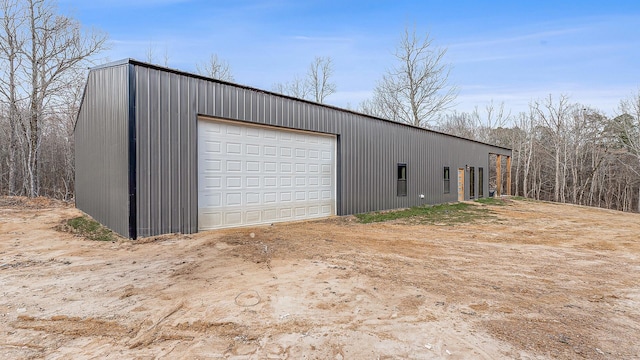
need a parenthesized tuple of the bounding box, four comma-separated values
(60, 0, 640, 116)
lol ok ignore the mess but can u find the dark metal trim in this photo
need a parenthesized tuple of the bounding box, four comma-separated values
(336, 134, 342, 216)
(127, 64, 138, 239)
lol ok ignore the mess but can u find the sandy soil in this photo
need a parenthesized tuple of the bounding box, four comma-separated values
(1, 197, 639, 359)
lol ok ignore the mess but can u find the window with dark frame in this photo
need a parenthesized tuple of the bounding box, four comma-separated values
(478, 167, 484, 198)
(443, 167, 450, 194)
(397, 163, 407, 197)
(469, 166, 475, 198)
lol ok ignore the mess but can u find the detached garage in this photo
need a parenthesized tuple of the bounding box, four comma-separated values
(75, 59, 511, 239)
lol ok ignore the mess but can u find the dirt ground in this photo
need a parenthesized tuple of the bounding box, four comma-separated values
(1, 197, 639, 359)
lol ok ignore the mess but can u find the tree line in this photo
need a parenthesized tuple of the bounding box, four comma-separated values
(1, 0, 638, 213)
(0, 0, 106, 199)
(437, 95, 640, 213)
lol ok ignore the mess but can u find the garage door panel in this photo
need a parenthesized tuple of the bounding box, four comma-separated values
(264, 177, 277, 187)
(247, 161, 260, 172)
(263, 209, 277, 221)
(263, 130, 277, 140)
(246, 192, 260, 204)
(264, 146, 277, 156)
(203, 159, 221, 172)
(226, 126, 241, 136)
(201, 193, 221, 207)
(279, 176, 292, 187)
(205, 123, 222, 133)
(246, 210, 261, 223)
(226, 193, 242, 206)
(264, 192, 277, 203)
(203, 175, 221, 188)
(246, 177, 260, 188)
(280, 163, 292, 173)
(225, 212, 242, 224)
(226, 142, 242, 154)
(246, 128, 260, 138)
(279, 208, 292, 218)
(226, 177, 242, 188)
(280, 147, 292, 157)
(226, 160, 242, 172)
(246, 144, 260, 156)
(265, 162, 277, 172)
(203, 140, 221, 153)
(198, 118, 336, 230)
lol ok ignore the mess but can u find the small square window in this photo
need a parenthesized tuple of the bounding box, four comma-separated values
(444, 167, 450, 194)
(397, 163, 407, 197)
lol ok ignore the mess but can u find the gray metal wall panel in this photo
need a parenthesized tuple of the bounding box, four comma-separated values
(131, 62, 511, 237)
(75, 65, 130, 237)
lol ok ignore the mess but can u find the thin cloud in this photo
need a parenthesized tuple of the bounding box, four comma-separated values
(449, 27, 586, 49)
(455, 84, 631, 115)
(290, 35, 353, 43)
(61, 0, 193, 9)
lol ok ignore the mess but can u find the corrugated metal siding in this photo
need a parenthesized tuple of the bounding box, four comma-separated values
(75, 65, 130, 237)
(132, 62, 511, 237)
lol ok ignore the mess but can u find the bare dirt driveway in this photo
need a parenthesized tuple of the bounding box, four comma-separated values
(1, 197, 639, 359)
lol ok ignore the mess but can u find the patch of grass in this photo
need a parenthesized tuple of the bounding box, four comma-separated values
(355, 202, 494, 225)
(64, 216, 116, 241)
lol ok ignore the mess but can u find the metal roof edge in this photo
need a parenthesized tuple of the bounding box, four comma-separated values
(91, 58, 512, 152)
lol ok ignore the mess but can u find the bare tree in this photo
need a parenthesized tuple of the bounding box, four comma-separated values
(162, 43, 170, 67)
(196, 53, 234, 81)
(0, 0, 107, 197)
(272, 56, 336, 104)
(0, 0, 25, 195)
(370, 26, 457, 128)
(435, 101, 510, 142)
(532, 94, 574, 203)
(306, 56, 336, 103)
(616, 92, 640, 164)
(272, 75, 310, 99)
(145, 41, 155, 63)
(613, 91, 640, 210)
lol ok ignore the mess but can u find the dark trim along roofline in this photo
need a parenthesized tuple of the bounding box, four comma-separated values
(89, 58, 512, 152)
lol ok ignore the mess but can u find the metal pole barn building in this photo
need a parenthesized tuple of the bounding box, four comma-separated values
(75, 59, 512, 239)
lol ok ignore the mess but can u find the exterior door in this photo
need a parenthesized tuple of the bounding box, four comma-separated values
(457, 168, 465, 202)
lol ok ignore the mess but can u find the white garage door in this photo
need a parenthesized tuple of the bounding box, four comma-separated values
(197, 117, 337, 230)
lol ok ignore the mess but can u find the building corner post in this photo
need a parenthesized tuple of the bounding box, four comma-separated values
(127, 63, 138, 240)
